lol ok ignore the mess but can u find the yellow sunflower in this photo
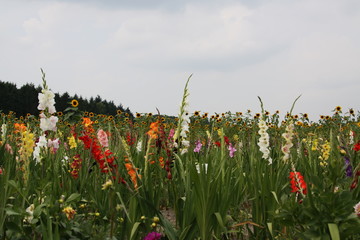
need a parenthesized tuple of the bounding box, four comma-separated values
(335, 106, 342, 112)
(71, 99, 79, 108)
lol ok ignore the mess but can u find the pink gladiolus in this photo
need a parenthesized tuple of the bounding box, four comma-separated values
(5, 143, 13, 155)
(97, 129, 109, 147)
(228, 143, 237, 158)
(194, 140, 202, 153)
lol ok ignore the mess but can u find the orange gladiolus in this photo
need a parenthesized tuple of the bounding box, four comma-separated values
(82, 117, 93, 128)
(147, 122, 159, 139)
(125, 163, 139, 189)
(14, 123, 26, 133)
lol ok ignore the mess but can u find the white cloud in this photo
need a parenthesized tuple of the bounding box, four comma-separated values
(0, 0, 359, 118)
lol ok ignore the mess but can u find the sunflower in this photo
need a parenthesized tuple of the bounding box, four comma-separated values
(236, 112, 243, 116)
(161, 117, 165, 122)
(215, 114, 220, 118)
(356, 122, 360, 127)
(84, 111, 89, 116)
(147, 113, 153, 117)
(265, 111, 270, 116)
(26, 113, 31, 117)
(57, 112, 63, 117)
(320, 115, 325, 119)
(335, 106, 342, 112)
(136, 113, 141, 118)
(194, 111, 200, 116)
(125, 113, 129, 117)
(211, 115, 215, 119)
(71, 99, 79, 108)
(89, 112, 94, 117)
(293, 115, 299, 119)
(349, 109, 354, 115)
(236, 118, 242, 122)
(255, 113, 261, 118)
(275, 110, 280, 114)
(117, 110, 122, 115)
(303, 113, 308, 119)
(325, 116, 331, 120)
(108, 115, 114, 121)
(216, 118, 222, 123)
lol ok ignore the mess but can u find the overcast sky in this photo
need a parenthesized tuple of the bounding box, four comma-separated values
(1, 0, 360, 119)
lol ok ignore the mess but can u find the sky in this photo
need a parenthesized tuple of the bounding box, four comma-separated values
(1, 0, 360, 120)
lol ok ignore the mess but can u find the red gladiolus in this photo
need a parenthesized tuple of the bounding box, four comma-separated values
(224, 136, 230, 145)
(289, 171, 307, 195)
(354, 142, 360, 152)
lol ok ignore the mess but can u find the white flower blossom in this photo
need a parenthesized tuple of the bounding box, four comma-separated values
(257, 117, 272, 164)
(40, 115, 58, 132)
(38, 89, 56, 114)
(24, 204, 35, 223)
(1, 123, 7, 141)
(136, 140, 142, 152)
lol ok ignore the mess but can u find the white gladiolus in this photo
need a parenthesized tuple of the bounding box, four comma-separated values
(136, 140, 142, 152)
(24, 204, 35, 223)
(40, 115, 58, 132)
(257, 117, 272, 164)
(38, 89, 56, 114)
(281, 121, 295, 162)
(1, 123, 6, 141)
(33, 134, 48, 163)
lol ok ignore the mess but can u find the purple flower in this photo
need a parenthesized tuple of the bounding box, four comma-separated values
(344, 156, 353, 177)
(144, 232, 162, 240)
(194, 140, 203, 153)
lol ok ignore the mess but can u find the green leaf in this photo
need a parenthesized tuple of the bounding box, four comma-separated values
(65, 193, 81, 203)
(5, 221, 22, 233)
(328, 223, 340, 240)
(33, 204, 46, 218)
(130, 222, 140, 240)
(267, 222, 273, 237)
(5, 208, 21, 216)
(271, 191, 280, 205)
(214, 212, 226, 231)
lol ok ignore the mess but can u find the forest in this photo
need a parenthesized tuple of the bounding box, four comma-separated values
(0, 80, 132, 117)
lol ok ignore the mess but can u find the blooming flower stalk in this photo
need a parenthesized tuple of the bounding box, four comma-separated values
(173, 75, 192, 155)
(228, 143, 237, 158)
(281, 121, 295, 162)
(194, 140, 203, 153)
(97, 129, 109, 147)
(1, 123, 6, 142)
(257, 115, 272, 164)
(33, 70, 58, 164)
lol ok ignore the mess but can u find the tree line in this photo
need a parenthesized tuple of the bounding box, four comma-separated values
(0, 80, 132, 117)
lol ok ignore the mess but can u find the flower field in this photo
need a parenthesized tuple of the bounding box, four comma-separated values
(0, 75, 360, 240)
